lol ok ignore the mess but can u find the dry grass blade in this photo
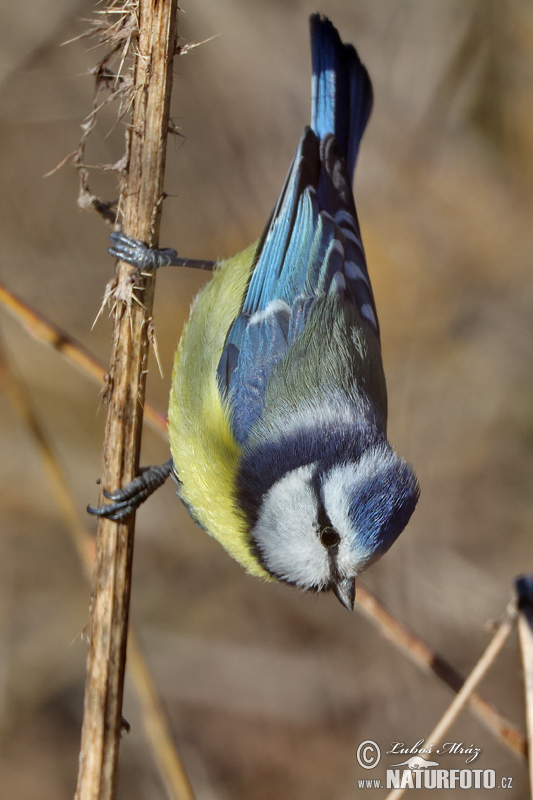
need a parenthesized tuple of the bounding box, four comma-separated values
(0, 280, 168, 437)
(0, 335, 95, 571)
(127, 632, 196, 800)
(356, 584, 526, 759)
(384, 600, 519, 800)
(74, 0, 181, 799)
(0, 333, 194, 800)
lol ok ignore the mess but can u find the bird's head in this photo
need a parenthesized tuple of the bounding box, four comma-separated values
(249, 443, 419, 609)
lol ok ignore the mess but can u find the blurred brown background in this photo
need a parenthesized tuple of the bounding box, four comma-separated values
(0, 0, 532, 797)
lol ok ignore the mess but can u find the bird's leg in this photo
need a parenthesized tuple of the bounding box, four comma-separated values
(87, 458, 175, 521)
(108, 231, 215, 272)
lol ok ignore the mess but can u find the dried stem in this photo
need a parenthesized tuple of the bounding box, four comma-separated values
(0, 332, 194, 800)
(356, 584, 526, 759)
(0, 280, 168, 436)
(127, 632, 196, 800)
(0, 280, 107, 386)
(384, 600, 518, 800)
(74, 1, 179, 799)
(0, 336, 95, 571)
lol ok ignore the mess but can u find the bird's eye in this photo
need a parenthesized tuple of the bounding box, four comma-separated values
(320, 527, 340, 548)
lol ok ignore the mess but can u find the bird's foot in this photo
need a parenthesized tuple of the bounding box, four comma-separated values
(108, 231, 215, 271)
(87, 458, 174, 521)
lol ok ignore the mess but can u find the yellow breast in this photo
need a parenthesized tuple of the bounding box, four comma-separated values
(168, 242, 272, 580)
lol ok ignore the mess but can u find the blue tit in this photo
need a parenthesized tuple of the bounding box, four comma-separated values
(90, 15, 419, 610)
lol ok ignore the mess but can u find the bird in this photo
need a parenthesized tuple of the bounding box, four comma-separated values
(89, 14, 420, 611)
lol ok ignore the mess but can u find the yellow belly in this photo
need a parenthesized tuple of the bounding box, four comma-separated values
(168, 241, 271, 580)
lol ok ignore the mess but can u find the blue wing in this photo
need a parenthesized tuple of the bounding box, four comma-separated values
(217, 16, 377, 445)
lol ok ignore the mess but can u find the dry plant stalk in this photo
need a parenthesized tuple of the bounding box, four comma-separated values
(0, 280, 169, 435)
(0, 333, 195, 800)
(384, 600, 519, 800)
(0, 337, 95, 571)
(74, 1, 180, 799)
(356, 585, 526, 759)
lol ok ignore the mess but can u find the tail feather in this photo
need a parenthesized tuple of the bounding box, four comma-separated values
(310, 14, 373, 179)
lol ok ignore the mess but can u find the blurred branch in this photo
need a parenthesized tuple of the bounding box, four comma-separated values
(385, 599, 519, 800)
(128, 632, 196, 800)
(75, 0, 180, 798)
(0, 332, 195, 800)
(0, 334, 95, 569)
(0, 280, 106, 385)
(356, 585, 526, 759)
(0, 280, 168, 437)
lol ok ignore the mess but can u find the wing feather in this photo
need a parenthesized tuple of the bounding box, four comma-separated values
(216, 16, 378, 446)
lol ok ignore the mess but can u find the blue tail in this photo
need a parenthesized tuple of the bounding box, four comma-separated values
(217, 18, 378, 442)
(310, 14, 373, 179)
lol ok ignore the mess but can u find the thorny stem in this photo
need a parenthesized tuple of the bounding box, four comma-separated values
(74, 2, 182, 799)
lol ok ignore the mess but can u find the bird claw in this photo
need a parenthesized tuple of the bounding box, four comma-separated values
(87, 459, 174, 521)
(108, 231, 177, 271)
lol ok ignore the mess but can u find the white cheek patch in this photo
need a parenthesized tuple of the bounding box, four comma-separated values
(252, 464, 330, 590)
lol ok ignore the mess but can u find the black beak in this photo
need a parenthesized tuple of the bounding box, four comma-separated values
(332, 576, 356, 611)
